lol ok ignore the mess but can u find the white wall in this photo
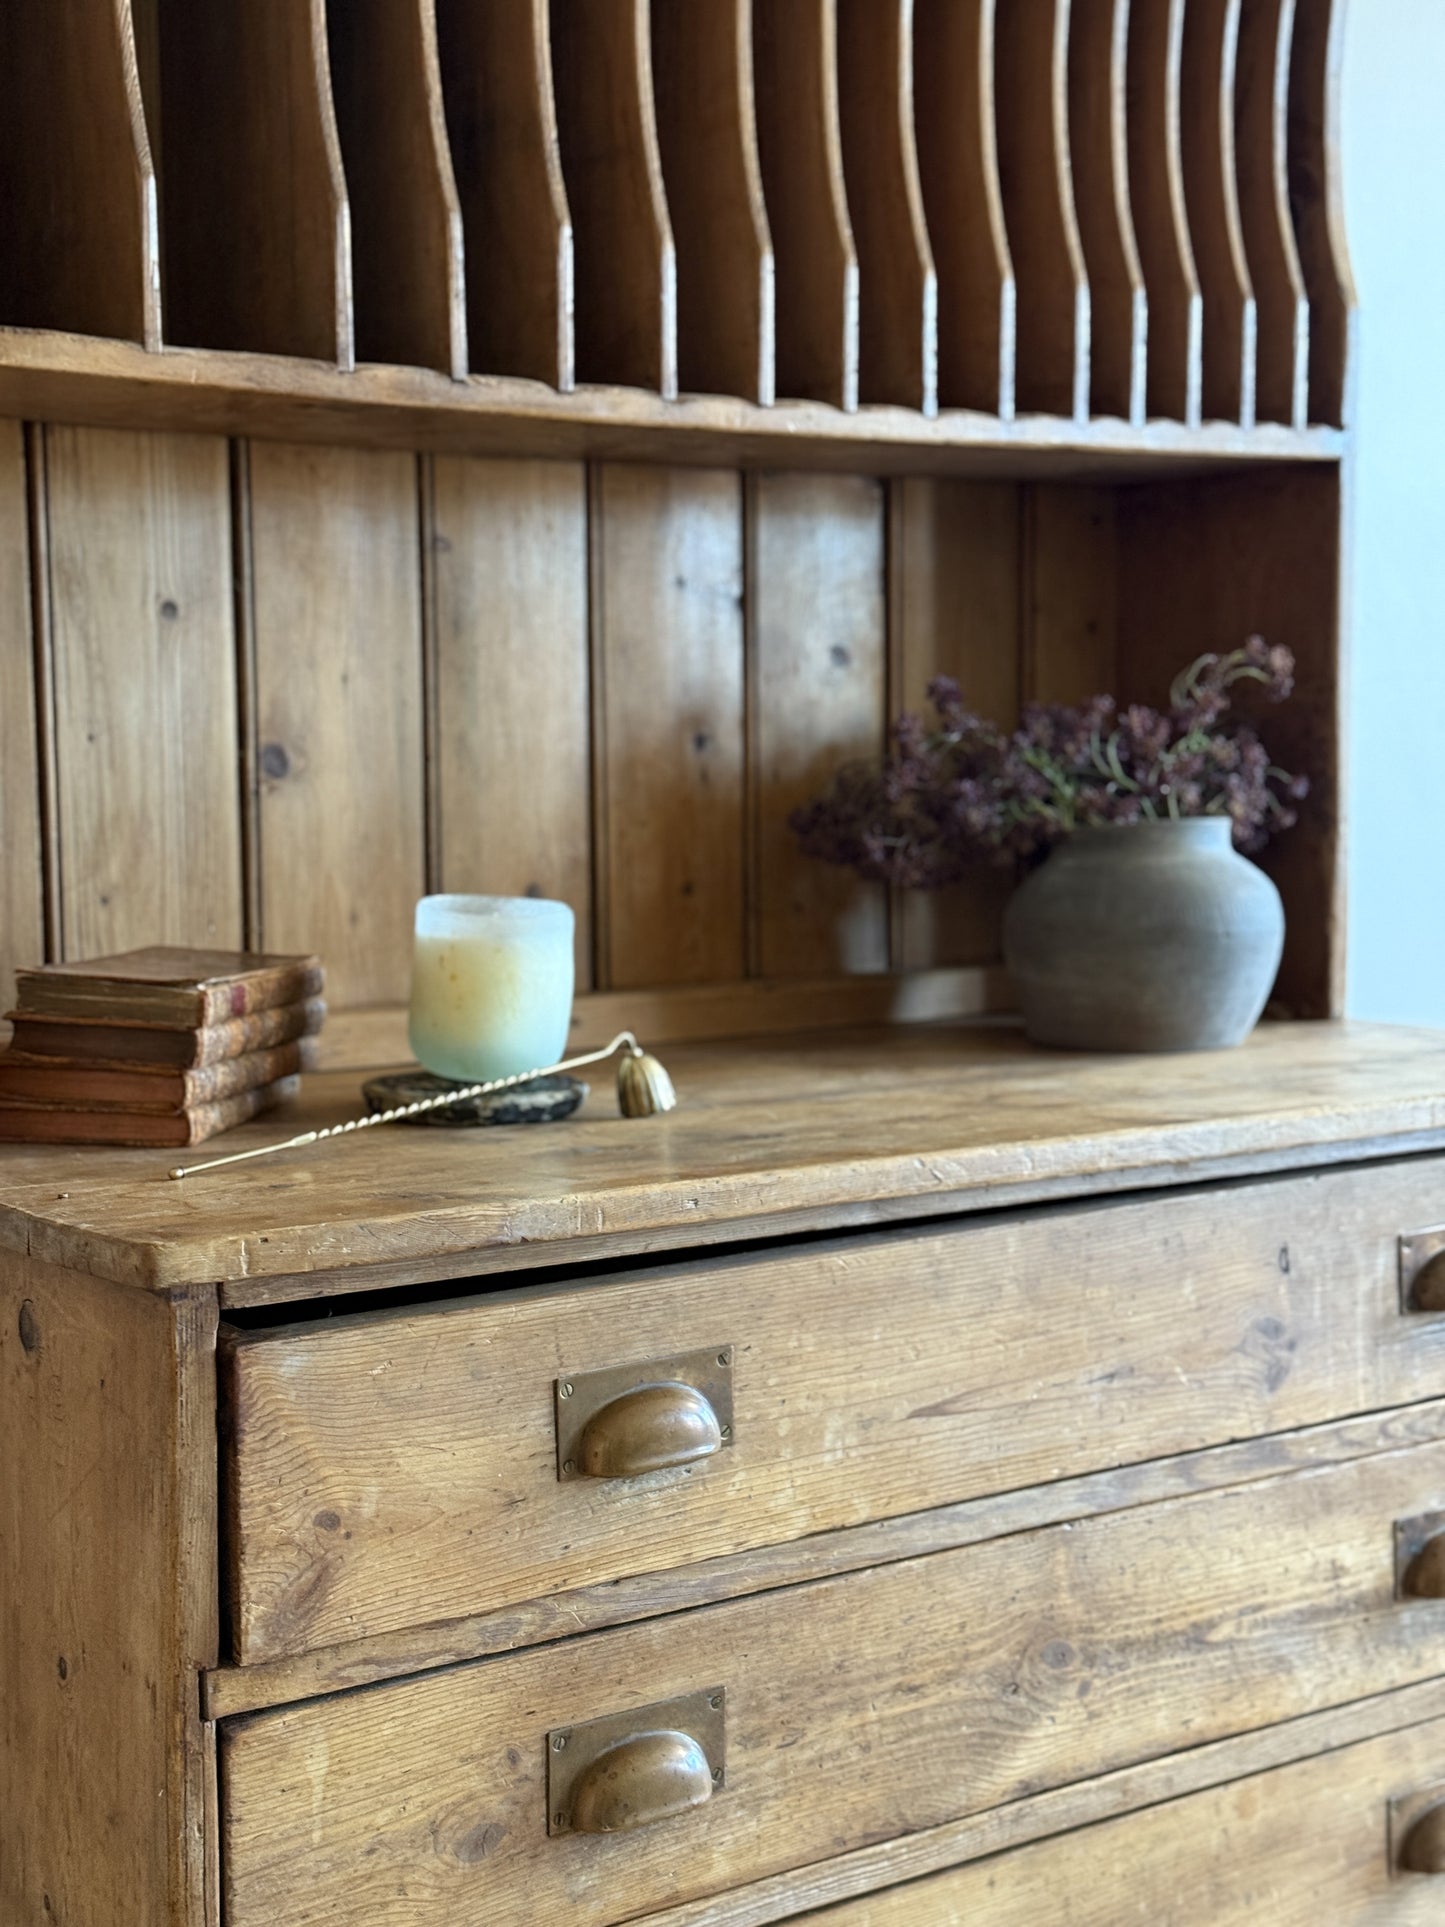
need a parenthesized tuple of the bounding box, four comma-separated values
(1342, 0, 1445, 1021)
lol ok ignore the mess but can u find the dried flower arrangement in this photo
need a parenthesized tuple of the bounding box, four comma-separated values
(791, 637, 1309, 888)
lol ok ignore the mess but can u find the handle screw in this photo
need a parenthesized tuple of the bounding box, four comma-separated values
(717, 1352, 730, 1367)
(560, 1381, 574, 1399)
(720, 1425, 733, 1440)
(553, 1733, 568, 1751)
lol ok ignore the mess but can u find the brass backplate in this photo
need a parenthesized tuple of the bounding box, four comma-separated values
(1395, 1509, 1445, 1597)
(1399, 1227, 1445, 1313)
(554, 1344, 735, 1480)
(546, 1686, 727, 1836)
(1389, 1781, 1445, 1877)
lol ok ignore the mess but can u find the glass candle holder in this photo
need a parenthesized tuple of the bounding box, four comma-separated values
(408, 895, 575, 1083)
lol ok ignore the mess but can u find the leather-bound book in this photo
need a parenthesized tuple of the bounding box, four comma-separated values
(0, 1075, 301, 1147)
(4, 997, 327, 1068)
(13, 948, 324, 1026)
(0, 1037, 320, 1110)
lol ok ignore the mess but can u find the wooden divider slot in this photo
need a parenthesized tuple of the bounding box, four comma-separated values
(1180, 0, 1256, 424)
(144, 0, 352, 365)
(0, 1, 161, 347)
(913, 1, 1015, 418)
(326, 1, 466, 378)
(1068, 0, 1146, 422)
(436, 0, 574, 390)
(1125, 0, 1201, 423)
(1235, 0, 1308, 427)
(835, 0, 937, 415)
(652, 0, 774, 404)
(551, 0, 676, 397)
(993, 0, 1089, 421)
(752, 0, 859, 412)
(1287, 0, 1356, 426)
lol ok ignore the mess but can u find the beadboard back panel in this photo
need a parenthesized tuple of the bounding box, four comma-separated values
(0, 426, 1342, 1055)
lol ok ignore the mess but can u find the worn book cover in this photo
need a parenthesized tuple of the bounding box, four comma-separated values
(13, 947, 325, 1027)
(0, 1074, 301, 1147)
(4, 997, 327, 1068)
(0, 1036, 320, 1111)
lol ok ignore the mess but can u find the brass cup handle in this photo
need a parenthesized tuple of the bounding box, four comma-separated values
(567, 1729, 715, 1834)
(1400, 1799, 1445, 1874)
(1402, 1531, 1445, 1599)
(577, 1380, 723, 1479)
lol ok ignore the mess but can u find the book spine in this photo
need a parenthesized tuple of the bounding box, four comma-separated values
(185, 1035, 320, 1102)
(193, 965, 327, 1026)
(191, 999, 327, 1067)
(186, 1075, 301, 1143)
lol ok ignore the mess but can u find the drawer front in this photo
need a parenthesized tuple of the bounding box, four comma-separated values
(814, 1715, 1445, 1925)
(224, 1156, 1445, 1663)
(224, 1437, 1445, 1926)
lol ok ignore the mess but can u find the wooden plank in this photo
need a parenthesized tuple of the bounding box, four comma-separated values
(592, 464, 745, 988)
(1181, 0, 1257, 424)
(430, 456, 592, 986)
(149, 0, 352, 364)
(1287, 0, 1357, 427)
(0, 1252, 218, 1926)
(1068, 0, 1147, 421)
(752, 0, 859, 411)
(221, 1439, 1445, 1925)
(1236, 0, 1309, 427)
(325, 0, 466, 377)
(249, 442, 426, 1008)
(889, 478, 1021, 969)
(8, 1017, 1444, 1297)
(651, 0, 774, 404)
(835, 0, 937, 414)
(913, 0, 1015, 417)
(44, 427, 243, 960)
(993, 0, 1090, 420)
(0, 329, 1345, 476)
(224, 1150, 1445, 1664)
(1125, 0, 1202, 423)
(1115, 466, 1342, 1016)
(435, 0, 574, 389)
(0, 1, 160, 347)
(812, 1716, 1445, 1923)
(1022, 482, 1118, 702)
(550, 0, 676, 396)
(208, 1393, 1445, 1717)
(745, 475, 887, 977)
(0, 423, 42, 1026)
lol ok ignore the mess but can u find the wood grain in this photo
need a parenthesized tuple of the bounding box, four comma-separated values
(0, 0, 160, 347)
(3, 1019, 1443, 1297)
(994, 0, 1090, 420)
(225, 1150, 1445, 1663)
(222, 1439, 1445, 1925)
(835, 0, 937, 413)
(248, 442, 426, 1007)
(888, 478, 1021, 969)
(435, 0, 574, 388)
(326, 0, 466, 377)
(752, 0, 859, 410)
(430, 456, 592, 985)
(149, 0, 352, 364)
(550, 0, 677, 395)
(814, 1715, 1445, 1923)
(747, 472, 887, 978)
(651, 0, 774, 403)
(1287, 0, 1357, 427)
(1116, 466, 1342, 1016)
(913, 0, 1015, 416)
(1022, 482, 1118, 702)
(44, 427, 243, 960)
(1181, 0, 1257, 424)
(1068, 0, 1146, 421)
(592, 464, 745, 988)
(0, 422, 42, 1024)
(1125, 0, 1202, 422)
(0, 1252, 218, 1927)
(1235, 0, 1309, 427)
(208, 1396, 1445, 1718)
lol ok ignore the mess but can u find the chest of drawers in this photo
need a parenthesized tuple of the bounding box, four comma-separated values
(9, 1020, 1445, 1925)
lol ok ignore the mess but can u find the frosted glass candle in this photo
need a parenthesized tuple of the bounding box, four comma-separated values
(408, 895, 575, 1082)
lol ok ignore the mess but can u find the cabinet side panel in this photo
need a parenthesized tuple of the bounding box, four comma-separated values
(0, 1256, 219, 1926)
(0, 420, 42, 1022)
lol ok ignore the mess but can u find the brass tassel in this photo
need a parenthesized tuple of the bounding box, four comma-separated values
(616, 1046, 678, 1118)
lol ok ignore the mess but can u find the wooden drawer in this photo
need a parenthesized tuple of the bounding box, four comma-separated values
(223, 1436, 1445, 1926)
(813, 1714, 1445, 1924)
(223, 1155, 1445, 1663)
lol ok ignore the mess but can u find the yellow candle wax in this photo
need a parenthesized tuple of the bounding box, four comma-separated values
(408, 895, 575, 1082)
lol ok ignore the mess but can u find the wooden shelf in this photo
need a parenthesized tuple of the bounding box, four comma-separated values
(0, 327, 1344, 477)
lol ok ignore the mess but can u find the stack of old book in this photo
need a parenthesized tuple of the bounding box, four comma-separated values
(0, 947, 325, 1146)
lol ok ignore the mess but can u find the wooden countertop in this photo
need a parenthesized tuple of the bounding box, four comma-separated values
(3, 1020, 1445, 1305)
